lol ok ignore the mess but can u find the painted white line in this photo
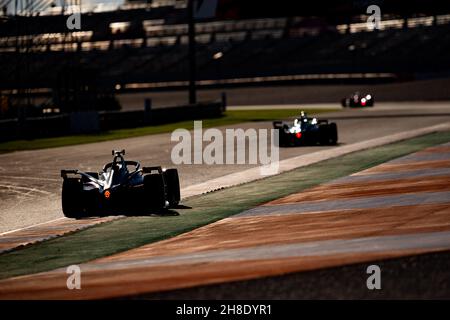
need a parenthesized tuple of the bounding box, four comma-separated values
(0, 217, 66, 236)
(0, 176, 60, 182)
(228, 101, 450, 111)
(181, 122, 450, 199)
(228, 104, 341, 110)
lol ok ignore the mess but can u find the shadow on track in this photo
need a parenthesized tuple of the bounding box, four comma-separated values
(326, 112, 450, 121)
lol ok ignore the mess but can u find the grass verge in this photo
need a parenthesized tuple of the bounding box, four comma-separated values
(0, 109, 334, 153)
(1, 131, 450, 279)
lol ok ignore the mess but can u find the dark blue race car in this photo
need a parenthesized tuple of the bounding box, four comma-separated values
(273, 111, 338, 147)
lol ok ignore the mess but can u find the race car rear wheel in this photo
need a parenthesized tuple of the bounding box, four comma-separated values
(328, 123, 338, 145)
(163, 169, 180, 207)
(62, 178, 84, 218)
(144, 173, 166, 209)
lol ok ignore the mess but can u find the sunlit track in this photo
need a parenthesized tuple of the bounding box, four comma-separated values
(1, 142, 450, 299)
(2, 0, 450, 302)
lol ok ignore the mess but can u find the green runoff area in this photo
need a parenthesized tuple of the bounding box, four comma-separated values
(1, 131, 450, 280)
(0, 109, 335, 153)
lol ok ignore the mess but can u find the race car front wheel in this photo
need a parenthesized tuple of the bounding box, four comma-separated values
(62, 178, 84, 218)
(163, 169, 181, 207)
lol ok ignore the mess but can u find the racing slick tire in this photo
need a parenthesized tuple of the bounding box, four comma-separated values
(163, 169, 180, 207)
(319, 123, 338, 145)
(62, 178, 84, 218)
(144, 173, 166, 209)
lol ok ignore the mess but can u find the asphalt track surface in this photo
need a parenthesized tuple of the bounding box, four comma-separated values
(1, 102, 450, 235)
(0, 142, 449, 299)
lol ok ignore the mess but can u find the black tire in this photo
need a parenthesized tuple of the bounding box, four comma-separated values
(272, 121, 282, 129)
(278, 138, 288, 148)
(62, 178, 84, 218)
(163, 169, 181, 207)
(144, 173, 166, 209)
(328, 123, 338, 145)
(87, 172, 99, 179)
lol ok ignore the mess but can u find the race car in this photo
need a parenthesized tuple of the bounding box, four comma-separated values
(341, 92, 374, 107)
(273, 111, 338, 147)
(61, 150, 180, 218)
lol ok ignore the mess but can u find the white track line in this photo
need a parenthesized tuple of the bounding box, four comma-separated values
(0, 175, 60, 182)
(3, 121, 450, 238)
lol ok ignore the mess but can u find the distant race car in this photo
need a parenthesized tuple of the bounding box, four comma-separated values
(61, 150, 180, 218)
(341, 92, 374, 107)
(273, 111, 338, 147)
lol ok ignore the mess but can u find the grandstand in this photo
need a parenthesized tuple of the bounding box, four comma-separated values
(1, 0, 450, 118)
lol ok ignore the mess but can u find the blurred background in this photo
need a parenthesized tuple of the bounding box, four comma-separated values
(1, 0, 450, 136)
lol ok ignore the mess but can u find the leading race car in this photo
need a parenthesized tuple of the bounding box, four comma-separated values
(273, 111, 338, 147)
(61, 150, 180, 218)
(341, 92, 374, 107)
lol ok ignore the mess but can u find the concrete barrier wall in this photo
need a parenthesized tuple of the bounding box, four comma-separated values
(0, 115, 71, 141)
(0, 101, 225, 142)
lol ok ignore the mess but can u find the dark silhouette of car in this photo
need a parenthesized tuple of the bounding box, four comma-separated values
(61, 150, 180, 218)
